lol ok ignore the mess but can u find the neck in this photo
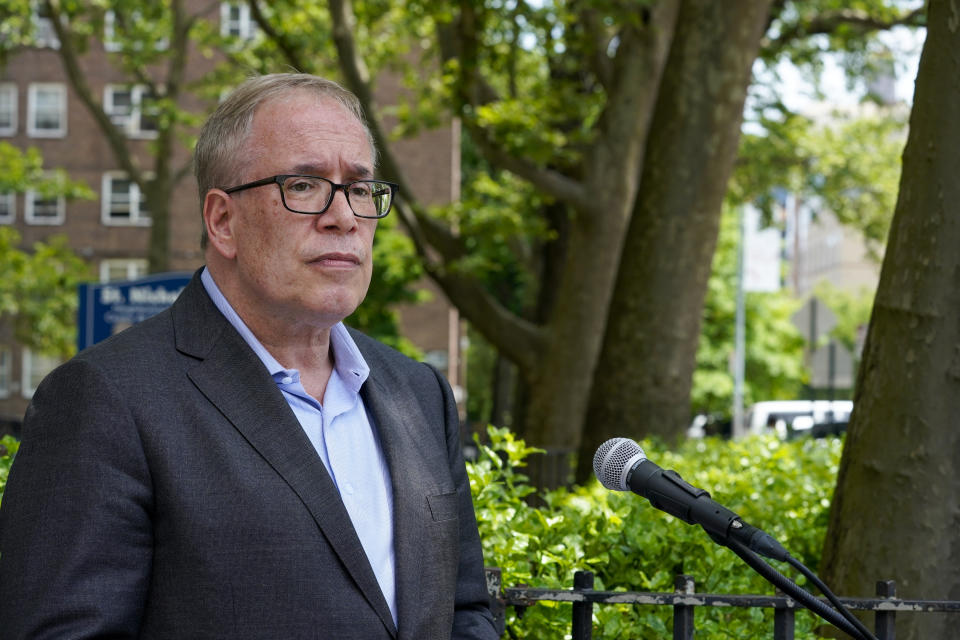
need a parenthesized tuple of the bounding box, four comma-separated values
(206, 261, 339, 401)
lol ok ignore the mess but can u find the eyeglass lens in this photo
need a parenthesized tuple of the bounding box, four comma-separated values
(282, 176, 391, 216)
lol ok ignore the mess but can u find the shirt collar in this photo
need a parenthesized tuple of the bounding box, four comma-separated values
(200, 267, 369, 393)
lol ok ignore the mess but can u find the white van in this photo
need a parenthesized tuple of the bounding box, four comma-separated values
(744, 400, 853, 439)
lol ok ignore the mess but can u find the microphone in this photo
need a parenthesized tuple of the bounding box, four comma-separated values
(593, 438, 788, 561)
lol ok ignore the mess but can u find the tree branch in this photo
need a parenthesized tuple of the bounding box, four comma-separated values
(448, 1, 592, 212)
(428, 266, 546, 373)
(324, 0, 547, 366)
(390, 203, 545, 371)
(152, 0, 194, 186)
(247, 0, 310, 72)
(765, 7, 926, 51)
(325, 0, 469, 261)
(582, 0, 679, 193)
(578, 6, 615, 90)
(43, 0, 142, 184)
(463, 119, 593, 211)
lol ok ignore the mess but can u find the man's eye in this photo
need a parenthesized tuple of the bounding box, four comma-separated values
(349, 184, 373, 198)
(287, 179, 317, 193)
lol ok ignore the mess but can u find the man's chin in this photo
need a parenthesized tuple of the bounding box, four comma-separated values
(304, 292, 366, 324)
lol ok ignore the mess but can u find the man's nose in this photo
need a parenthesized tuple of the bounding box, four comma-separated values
(319, 187, 357, 231)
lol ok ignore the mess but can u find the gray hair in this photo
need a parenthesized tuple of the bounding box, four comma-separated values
(194, 73, 376, 247)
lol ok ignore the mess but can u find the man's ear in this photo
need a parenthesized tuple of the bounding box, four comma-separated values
(203, 189, 237, 260)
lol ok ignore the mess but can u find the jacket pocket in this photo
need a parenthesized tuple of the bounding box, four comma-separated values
(426, 491, 459, 522)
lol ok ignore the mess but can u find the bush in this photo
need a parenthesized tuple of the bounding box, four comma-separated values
(0, 434, 19, 509)
(467, 427, 843, 639)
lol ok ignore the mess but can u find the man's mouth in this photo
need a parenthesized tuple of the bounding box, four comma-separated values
(308, 252, 362, 268)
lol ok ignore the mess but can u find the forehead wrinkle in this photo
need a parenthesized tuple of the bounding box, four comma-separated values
(291, 162, 373, 179)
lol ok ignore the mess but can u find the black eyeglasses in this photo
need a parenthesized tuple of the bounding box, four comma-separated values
(223, 174, 398, 219)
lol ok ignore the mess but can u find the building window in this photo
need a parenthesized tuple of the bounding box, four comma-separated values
(100, 258, 148, 283)
(25, 188, 65, 225)
(103, 10, 121, 52)
(0, 346, 10, 399)
(27, 83, 67, 138)
(102, 172, 150, 226)
(220, 2, 256, 39)
(22, 348, 61, 398)
(0, 84, 17, 136)
(0, 193, 15, 224)
(104, 85, 159, 138)
(31, 1, 60, 49)
(104, 10, 168, 52)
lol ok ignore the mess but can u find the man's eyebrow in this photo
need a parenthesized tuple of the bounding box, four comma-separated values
(291, 163, 374, 179)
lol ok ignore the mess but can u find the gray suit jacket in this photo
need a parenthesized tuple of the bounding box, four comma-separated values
(0, 272, 498, 640)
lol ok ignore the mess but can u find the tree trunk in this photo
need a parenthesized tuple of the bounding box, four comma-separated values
(820, 4, 960, 638)
(489, 354, 518, 430)
(519, 4, 682, 461)
(576, 0, 773, 480)
(521, 207, 635, 486)
(147, 191, 171, 273)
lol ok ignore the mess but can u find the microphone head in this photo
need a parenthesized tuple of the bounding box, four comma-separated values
(593, 438, 647, 491)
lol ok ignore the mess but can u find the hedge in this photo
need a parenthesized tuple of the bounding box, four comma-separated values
(467, 426, 843, 639)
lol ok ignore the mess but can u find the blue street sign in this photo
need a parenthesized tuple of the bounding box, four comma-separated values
(77, 272, 192, 351)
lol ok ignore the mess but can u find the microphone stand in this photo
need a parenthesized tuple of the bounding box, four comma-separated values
(720, 536, 877, 640)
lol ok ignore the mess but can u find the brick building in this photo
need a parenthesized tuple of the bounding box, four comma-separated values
(0, 3, 462, 435)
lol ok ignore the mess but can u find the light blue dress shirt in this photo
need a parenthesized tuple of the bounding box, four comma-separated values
(201, 268, 397, 625)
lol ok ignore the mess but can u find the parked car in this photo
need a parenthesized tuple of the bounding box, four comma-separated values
(745, 400, 853, 440)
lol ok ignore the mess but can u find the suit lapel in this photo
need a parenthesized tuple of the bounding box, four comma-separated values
(360, 366, 433, 639)
(172, 274, 398, 637)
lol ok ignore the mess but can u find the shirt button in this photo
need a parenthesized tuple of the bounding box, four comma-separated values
(343, 483, 355, 495)
(281, 376, 293, 385)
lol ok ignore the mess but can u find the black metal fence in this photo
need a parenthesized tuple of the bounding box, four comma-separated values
(485, 568, 960, 639)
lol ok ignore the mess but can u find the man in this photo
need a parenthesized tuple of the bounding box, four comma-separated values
(0, 74, 499, 640)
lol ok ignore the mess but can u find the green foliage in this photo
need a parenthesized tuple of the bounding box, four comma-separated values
(759, 1, 925, 80)
(465, 326, 504, 429)
(0, 435, 19, 509)
(0, 144, 93, 357)
(0, 0, 35, 60)
(469, 427, 843, 639)
(399, 0, 607, 167)
(435, 131, 550, 310)
(693, 207, 807, 416)
(241, 1, 916, 442)
(0, 143, 93, 201)
(346, 213, 425, 358)
(0, 228, 91, 358)
(733, 105, 905, 255)
(799, 110, 905, 257)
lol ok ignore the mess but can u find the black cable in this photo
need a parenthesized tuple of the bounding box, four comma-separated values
(786, 555, 877, 640)
(724, 537, 873, 640)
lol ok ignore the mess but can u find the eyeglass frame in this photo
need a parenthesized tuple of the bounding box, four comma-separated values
(222, 174, 399, 219)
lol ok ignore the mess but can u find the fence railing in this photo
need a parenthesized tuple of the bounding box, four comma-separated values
(485, 568, 960, 639)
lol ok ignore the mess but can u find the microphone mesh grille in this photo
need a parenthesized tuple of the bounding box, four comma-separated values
(593, 438, 645, 491)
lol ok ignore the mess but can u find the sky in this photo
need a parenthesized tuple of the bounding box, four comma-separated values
(775, 26, 927, 112)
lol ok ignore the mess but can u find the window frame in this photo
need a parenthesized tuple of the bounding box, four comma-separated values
(101, 171, 151, 226)
(104, 84, 159, 139)
(0, 83, 17, 136)
(220, 2, 257, 40)
(21, 348, 61, 399)
(30, 1, 61, 49)
(25, 186, 65, 225)
(103, 10, 122, 52)
(27, 82, 67, 138)
(103, 10, 168, 52)
(0, 192, 15, 224)
(100, 258, 149, 283)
